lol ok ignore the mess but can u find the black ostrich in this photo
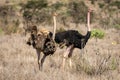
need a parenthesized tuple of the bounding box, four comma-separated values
(54, 9, 93, 69)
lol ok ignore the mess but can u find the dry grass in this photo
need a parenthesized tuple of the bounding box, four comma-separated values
(0, 0, 120, 79)
(0, 28, 120, 80)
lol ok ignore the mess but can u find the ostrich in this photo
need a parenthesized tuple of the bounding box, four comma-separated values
(54, 9, 93, 69)
(27, 26, 56, 70)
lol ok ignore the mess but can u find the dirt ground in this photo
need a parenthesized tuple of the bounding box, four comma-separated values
(0, 28, 120, 80)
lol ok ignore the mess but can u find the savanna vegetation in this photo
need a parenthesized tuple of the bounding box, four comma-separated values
(0, 0, 120, 80)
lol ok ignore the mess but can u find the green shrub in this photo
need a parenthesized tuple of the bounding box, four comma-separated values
(91, 29, 105, 39)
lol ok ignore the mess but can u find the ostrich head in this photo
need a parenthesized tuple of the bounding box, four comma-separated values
(35, 29, 53, 49)
(26, 25, 37, 46)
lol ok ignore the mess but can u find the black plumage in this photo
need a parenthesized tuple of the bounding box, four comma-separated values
(43, 35, 56, 56)
(55, 30, 91, 49)
(53, 9, 92, 69)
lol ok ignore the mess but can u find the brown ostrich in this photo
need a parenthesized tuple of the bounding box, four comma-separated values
(27, 26, 56, 70)
(26, 12, 59, 70)
(54, 9, 93, 69)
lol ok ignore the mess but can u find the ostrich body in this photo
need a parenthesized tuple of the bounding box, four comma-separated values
(54, 9, 92, 69)
(55, 30, 91, 49)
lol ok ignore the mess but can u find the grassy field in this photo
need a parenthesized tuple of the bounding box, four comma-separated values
(0, 28, 120, 80)
(0, 0, 120, 80)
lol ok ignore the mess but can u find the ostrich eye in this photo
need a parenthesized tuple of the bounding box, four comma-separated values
(38, 34, 40, 36)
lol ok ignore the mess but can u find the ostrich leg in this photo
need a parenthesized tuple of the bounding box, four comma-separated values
(68, 46, 74, 68)
(62, 45, 74, 69)
(40, 55, 47, 70)
(36, 49, 41, 70)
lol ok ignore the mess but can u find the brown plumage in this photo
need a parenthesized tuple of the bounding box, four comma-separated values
(27, 26, 56, 70)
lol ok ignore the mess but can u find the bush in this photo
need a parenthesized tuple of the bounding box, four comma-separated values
(114, 24, 120, 29)
(98, 3, 105, 8)
(109, 1, 120, 9)
(50, 1, 64, 11)
(91, 29, 105, 39)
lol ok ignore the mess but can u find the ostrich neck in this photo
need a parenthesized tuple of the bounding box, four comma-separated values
(53, 16, 56, 40)
(83, 11, 91, 42)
